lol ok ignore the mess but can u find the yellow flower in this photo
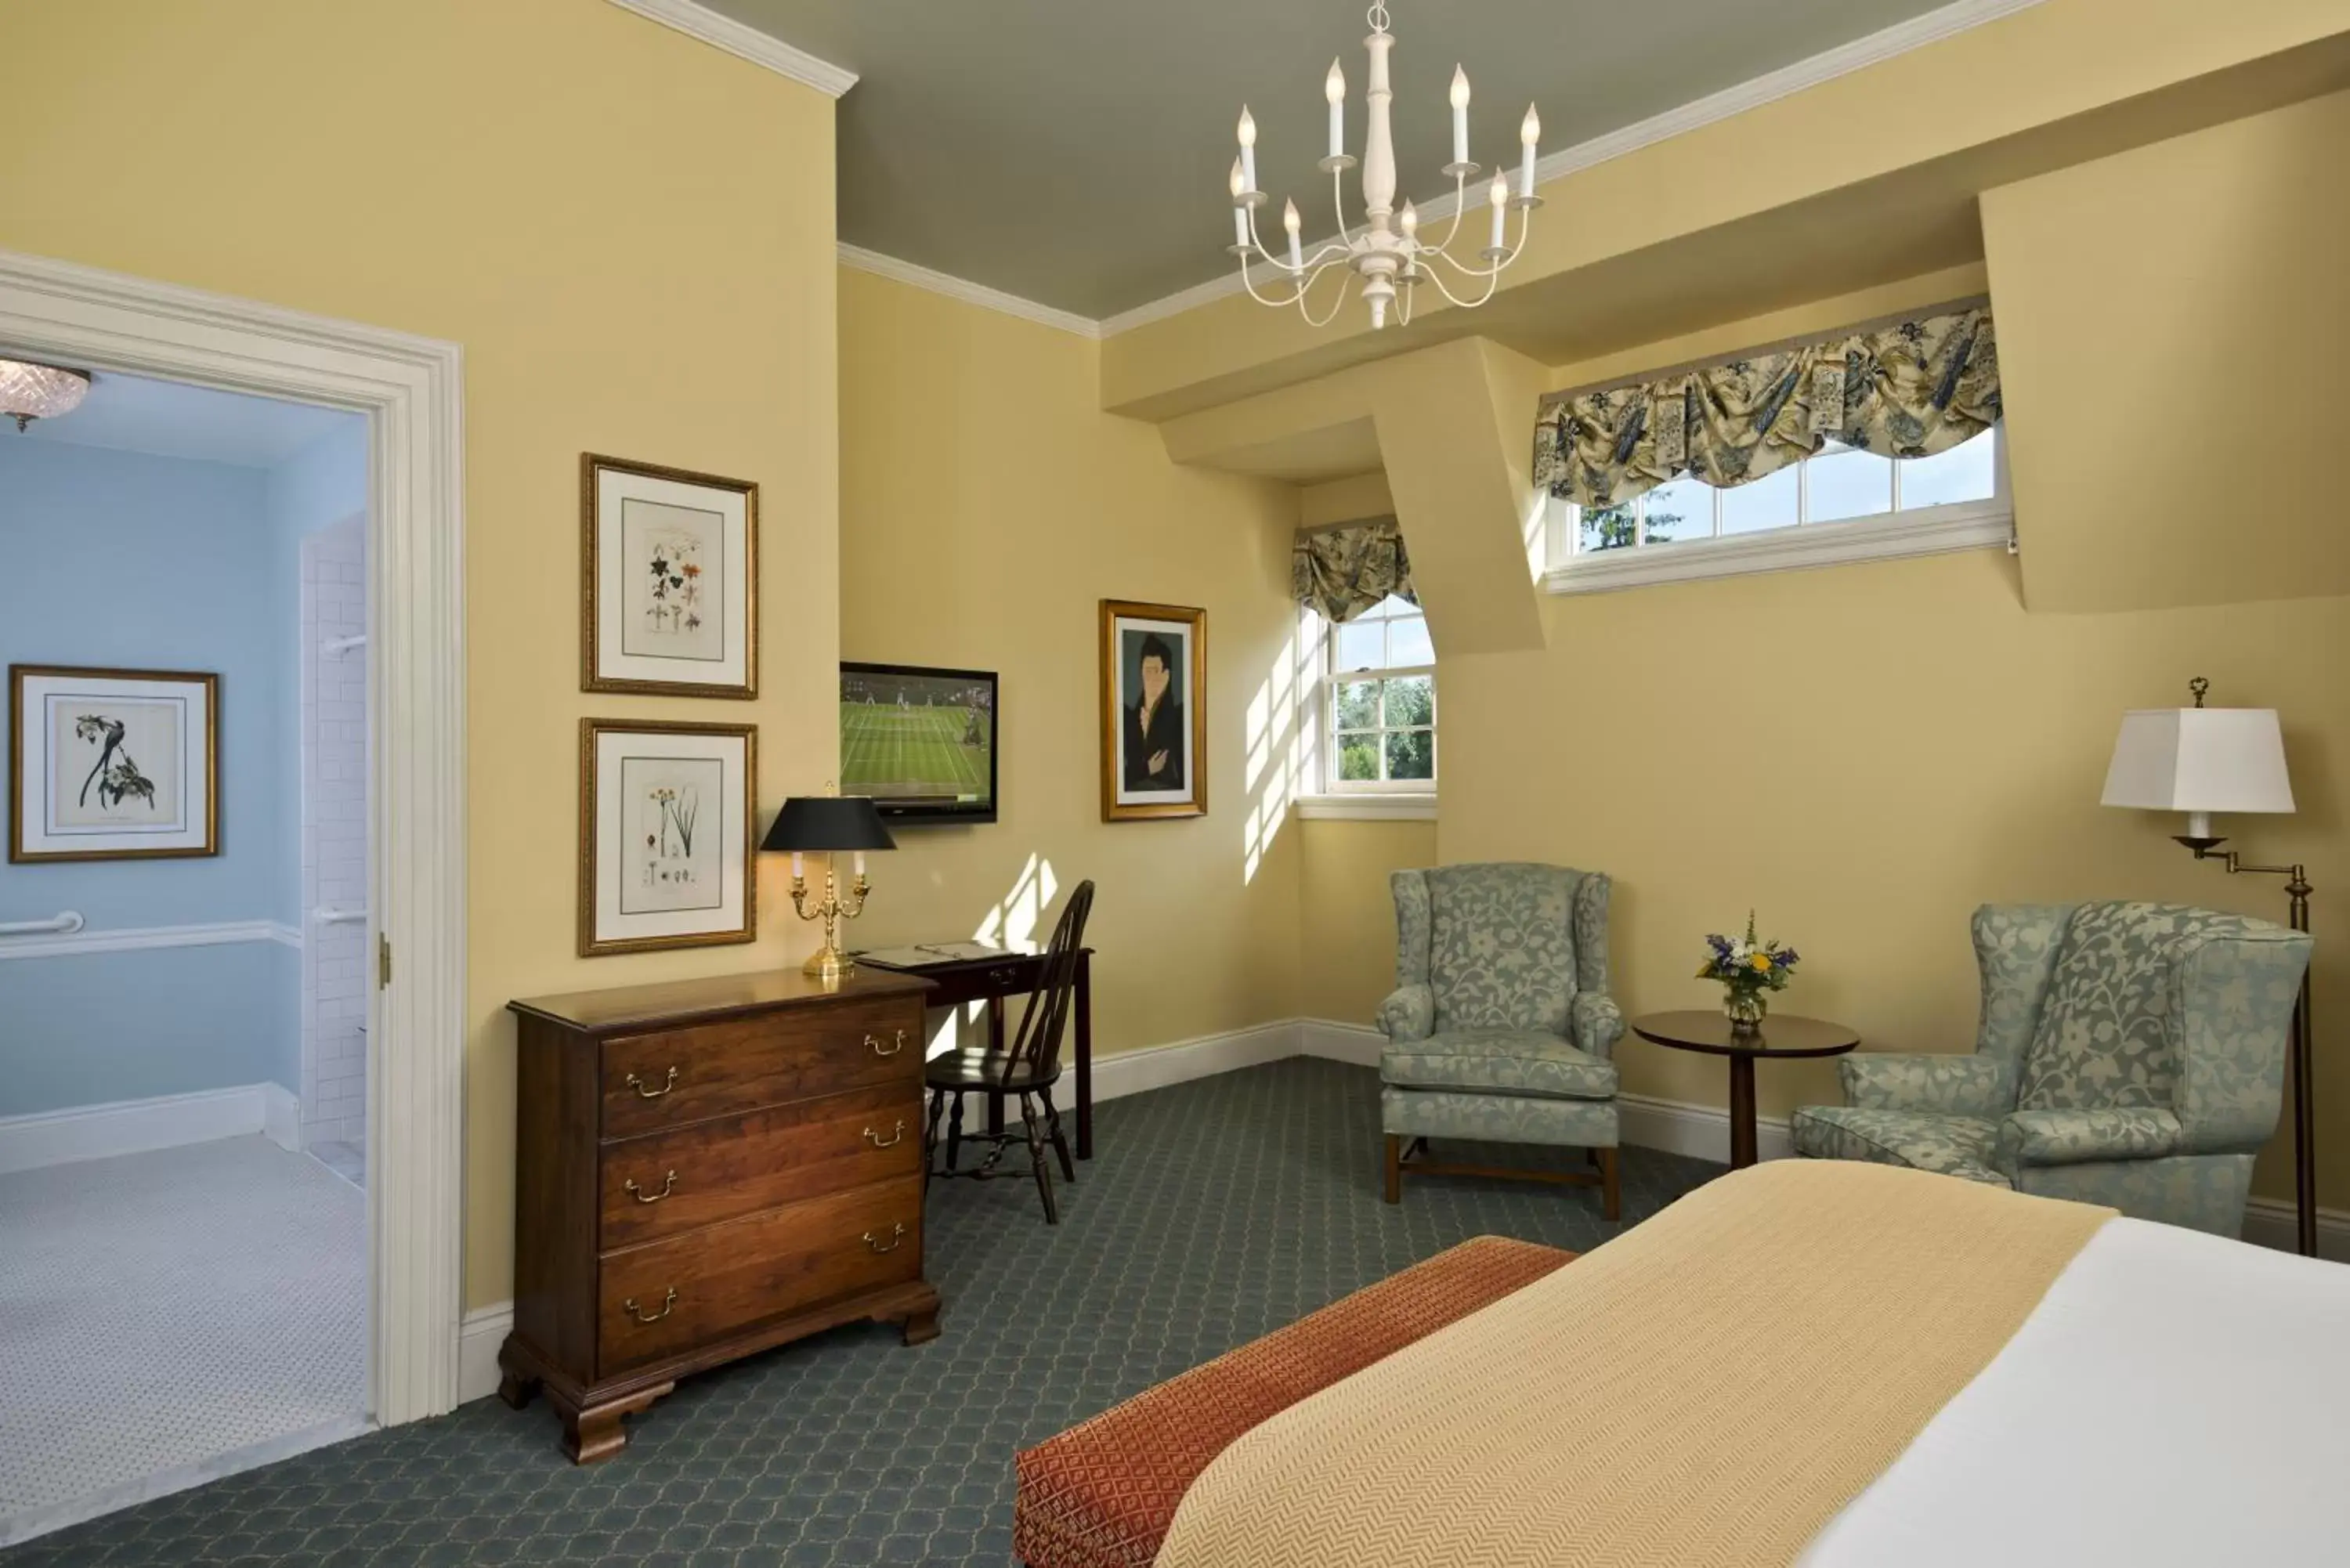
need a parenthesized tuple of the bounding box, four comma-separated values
(1695, 963, 1715, 978)
(1749, 952, 1773, 973)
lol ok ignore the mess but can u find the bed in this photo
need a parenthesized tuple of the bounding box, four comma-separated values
(1018, 1162, 2350, 1568)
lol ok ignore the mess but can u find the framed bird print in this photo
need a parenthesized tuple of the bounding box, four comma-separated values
(582, 453, 758, 699)
(10, 665, 219, 862)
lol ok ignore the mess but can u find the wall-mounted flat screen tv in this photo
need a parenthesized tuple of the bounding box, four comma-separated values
(839, 662, 998, 823)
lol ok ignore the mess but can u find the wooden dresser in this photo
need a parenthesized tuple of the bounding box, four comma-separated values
(499, 967, 940, 1461)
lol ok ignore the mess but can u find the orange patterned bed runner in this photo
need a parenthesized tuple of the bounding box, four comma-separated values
(1013, 1235, 1574, 1568)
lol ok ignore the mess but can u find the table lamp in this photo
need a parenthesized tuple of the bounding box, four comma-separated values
(2099, 676, 2316, 1255)
(761, 793, 896, 982)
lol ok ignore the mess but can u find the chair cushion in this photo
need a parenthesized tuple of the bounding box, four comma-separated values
(2015, 902, 2243, 1113)
(1790, 1106, 2009, 1187)
(1426, 865, 1577, 1035)
(1381, 1030, 1618, 1102)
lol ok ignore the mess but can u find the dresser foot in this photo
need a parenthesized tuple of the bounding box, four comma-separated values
(496, 1370, 537, 1411)
(494, 1337, 540, 1409)
(555, 1382, 674, 1464)
(901, 1304, 941, 1346)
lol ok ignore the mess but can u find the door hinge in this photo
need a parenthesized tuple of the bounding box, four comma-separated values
(378, 934, 392, 989)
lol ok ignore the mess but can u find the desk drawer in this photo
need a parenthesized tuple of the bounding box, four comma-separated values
(596, 1176, 923, 1375)
(598, 1082, 922, 1248)
(600, 999, 920, 1136)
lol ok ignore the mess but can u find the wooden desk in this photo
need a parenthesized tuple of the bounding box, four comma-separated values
(855, 947, 1094, 1159)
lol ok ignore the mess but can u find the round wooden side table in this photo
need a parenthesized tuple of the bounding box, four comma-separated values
(1629, 1010, 1860, 1169)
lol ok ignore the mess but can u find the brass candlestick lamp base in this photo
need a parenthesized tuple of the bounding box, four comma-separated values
(790, 865, 870, 982)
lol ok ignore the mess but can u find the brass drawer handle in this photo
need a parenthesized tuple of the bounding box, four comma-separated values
(864, 1120, 906, 1149)
(862, 1223, 907, 1254)
(866, 1030, 907, 1058)
(624, 1169, 678, 1205)
(625, 1066, 679, 1100)
(622, 1287, 678, 1324)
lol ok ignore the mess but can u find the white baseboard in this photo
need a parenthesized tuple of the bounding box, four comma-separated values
(457, 1302, 515, 1405)
(0, 1082, 306, 1176)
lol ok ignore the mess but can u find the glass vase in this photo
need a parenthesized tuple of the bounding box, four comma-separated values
(1723, 988, 1768, 1039)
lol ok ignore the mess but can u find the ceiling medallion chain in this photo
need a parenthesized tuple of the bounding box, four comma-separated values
(1224, 0, 1540, 331)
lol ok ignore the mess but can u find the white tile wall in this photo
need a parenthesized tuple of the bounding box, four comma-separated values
(299, 520, 368, 1161)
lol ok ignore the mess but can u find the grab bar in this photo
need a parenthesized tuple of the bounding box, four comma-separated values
(313, 908, 368, 927)
(0, 912, 86, 938)
(322, 634, 368, 657)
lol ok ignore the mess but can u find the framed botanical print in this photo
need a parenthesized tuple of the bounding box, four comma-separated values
(580, 718, 757, 957)
(10, 666, 219, 862)
(582, 453, 758, 699)
(1099, 600, 1207, 822)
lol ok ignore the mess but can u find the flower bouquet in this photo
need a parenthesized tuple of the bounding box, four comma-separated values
(1697, 912, 1799, 1037)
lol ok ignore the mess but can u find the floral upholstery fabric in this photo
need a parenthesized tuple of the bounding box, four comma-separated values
(1838, 1053, 2012, 1118)
(1380, 863, 1619, 1155)
(1291, 518, 1415, 624)
(1789, 1106, 2007, 1187)
(1795, 901, 2310, 1237)
(1422, 864, 1579, 1036)
(1382, 1086, 1619, 1150)
(1382, 1031, 1619, 1102)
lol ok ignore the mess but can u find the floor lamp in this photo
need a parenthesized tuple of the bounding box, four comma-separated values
(2101, 677, 2316, 1257)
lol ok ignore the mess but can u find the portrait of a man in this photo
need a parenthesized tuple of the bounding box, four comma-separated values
(1099, 600, 1206, 821)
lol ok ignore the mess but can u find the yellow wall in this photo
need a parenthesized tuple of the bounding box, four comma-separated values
(1299, 821, 1434, 1024)
(1985, 89, 2350, 611)
(2, 0, 843, 1310)
(837, 267, 1303, 1054)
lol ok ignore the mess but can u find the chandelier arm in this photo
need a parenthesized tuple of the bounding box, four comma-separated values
(1245, 201, 1352, 277)
(1329, 168, 1358, 249)
(1236, 259, 1310, 309)
(1422, 172, 1471, 255)
(1412, 261, 1502, 310)
(1296, 273, 1356, 329)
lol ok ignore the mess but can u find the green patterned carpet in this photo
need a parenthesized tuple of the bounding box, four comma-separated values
(5, 1058, 1715, 1566)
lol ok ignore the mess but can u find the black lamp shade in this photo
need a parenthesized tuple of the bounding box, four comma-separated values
(761, 795, 897, 854)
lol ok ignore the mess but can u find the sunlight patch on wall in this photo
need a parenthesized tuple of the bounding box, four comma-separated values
(923, 852, 1061, 1058)
(1242, 610, 1317, 884)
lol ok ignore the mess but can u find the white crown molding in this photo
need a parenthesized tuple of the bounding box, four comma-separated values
(602, 0, 857, 98)
(0, 918, 302, 960)
(837, 244, 1101, 339)
(1546, 503, 2013, 597)
(1099, 0, 2047, 338)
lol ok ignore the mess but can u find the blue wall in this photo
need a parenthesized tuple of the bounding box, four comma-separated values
(0, 437, 350, 1115)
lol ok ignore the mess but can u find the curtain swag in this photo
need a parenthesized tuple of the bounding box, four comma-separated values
(1292, 518, 1417, 623)
(1532, 307, 2001, 509)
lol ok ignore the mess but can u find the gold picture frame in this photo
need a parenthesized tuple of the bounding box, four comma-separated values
(579, 717, 758, 957)
(10, 665, 220, 863)
(1099, 600, 1208, 822)
(582, 453, 759, 699)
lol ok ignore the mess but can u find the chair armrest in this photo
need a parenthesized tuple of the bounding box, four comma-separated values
(1571, 993, 1624, 1061)
(1995, 1107, 2182, 1172)
(1838, 1053, 2013, 1117)
(1377, 984, 1434, 1042)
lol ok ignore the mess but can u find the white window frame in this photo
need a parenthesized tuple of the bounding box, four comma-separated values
(1295, 598, 1437, 819)
(1543, 425, 2013, 596)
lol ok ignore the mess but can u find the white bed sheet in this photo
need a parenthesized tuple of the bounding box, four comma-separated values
(1799, 1217, 2350, 1566)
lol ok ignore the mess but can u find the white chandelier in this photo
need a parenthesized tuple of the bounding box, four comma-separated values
(1225, 2, 1540, 331)
(0, 359, 92, 432)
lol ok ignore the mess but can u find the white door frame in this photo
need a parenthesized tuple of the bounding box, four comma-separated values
(0, 247, 468, 1425)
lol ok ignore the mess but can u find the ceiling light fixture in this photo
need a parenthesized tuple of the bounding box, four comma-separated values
(0, 359, 92, 432)
(1224, 2, 1540, 331)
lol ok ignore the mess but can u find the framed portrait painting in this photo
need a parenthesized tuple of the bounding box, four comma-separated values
(10, 665, 219, 862)
(582, 453, 758, 699)
(580, 718, 757, 957)
(1099, 600, 1207, 822)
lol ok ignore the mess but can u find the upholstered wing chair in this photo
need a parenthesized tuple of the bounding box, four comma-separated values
(1794, 901, 2312, 1236)
(1378, 863, 1623, 1217)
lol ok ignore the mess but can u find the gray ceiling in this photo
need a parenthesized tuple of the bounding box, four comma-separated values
(705, 0, 1961, 320)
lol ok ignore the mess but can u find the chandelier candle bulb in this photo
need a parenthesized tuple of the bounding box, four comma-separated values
(1399, 200, 1419, 237)
(1283, 199, 1304, 269)
(1449, 66, 1471, 166)
(1519, 105, 1540, 197)
(1237, 107, 1257, 191)
(1488, 173, 1508, 251)
(1327, 59, 1347, 159)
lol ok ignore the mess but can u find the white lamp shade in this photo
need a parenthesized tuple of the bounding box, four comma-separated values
(2101, 706, 2294, 814)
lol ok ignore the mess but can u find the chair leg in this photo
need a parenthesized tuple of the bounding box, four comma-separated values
(1383, 1133, 1401, 1205)
(1600, 1146, 1621, 1222)
(1021, 1093, 1058, 1224)
(923, 1089, 949, 1183)
(1043, 1097, 1076, 1183)
(945, 1092, 965, 1176)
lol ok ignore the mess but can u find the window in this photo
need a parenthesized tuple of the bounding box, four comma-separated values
(1546, 425, 2009, 594)
(1321, 594, 1434, 793)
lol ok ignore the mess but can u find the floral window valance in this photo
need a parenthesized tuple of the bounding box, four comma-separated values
(1292, 517, 1416, 623)
(1532, 306, 2001, 508)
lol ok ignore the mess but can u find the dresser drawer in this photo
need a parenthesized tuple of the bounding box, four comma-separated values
(600, 998, 919, 1136)
(598, 1082, 922, 1248)
(596, 1176, 923, 1375)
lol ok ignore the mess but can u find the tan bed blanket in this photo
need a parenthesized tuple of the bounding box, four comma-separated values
(1155, 1160, 2110, 1568)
